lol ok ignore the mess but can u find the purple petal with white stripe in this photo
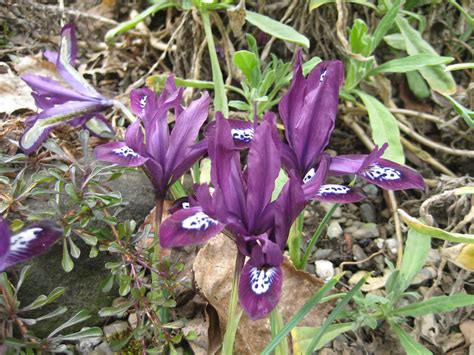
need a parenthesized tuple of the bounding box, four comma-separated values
(0, 219, 10, 267)
(359, 159, 425, 190)
(310, 184, 366, 203)
(130, 87, 154, 118)
(238, 261, 283, 320)
(0, 221, 63, 271)
(159, 207, 224, 248)
(94, 142, 148, 167)
(205, 118, 255, 149)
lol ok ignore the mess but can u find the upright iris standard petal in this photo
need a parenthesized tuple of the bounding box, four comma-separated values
(238, 261, 283, 320)
(246, 119, 281, 232)
(274, 173, 306, 249)
(0, 220, 63, 271)
(159, 207, 224, 248)
(94, 142, 148, 167)
(279, 50, 344, 175)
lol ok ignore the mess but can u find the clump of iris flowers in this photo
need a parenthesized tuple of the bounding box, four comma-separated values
(159, 51, 425, 320)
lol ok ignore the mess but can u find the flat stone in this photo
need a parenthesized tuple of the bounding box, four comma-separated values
(91, 342, 112, 355)
(352, 223, 380, 239)
(352, 244, 369, 267)
(327, 221, 343, 239)
(362, 184, 379, 197)
(76, 336, 102, 354)
(360, 203, 377, 223)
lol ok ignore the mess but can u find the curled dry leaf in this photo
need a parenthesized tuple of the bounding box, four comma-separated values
(193, 233, 333, 354)
(440, 243, 474, 271)
(0, 62, 36, 114)
(349, 269, 391, 291)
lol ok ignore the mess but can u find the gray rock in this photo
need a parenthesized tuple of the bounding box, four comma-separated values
(327, 221, 343, 239)
(76, 336, 102, 354)
(315, 248, 333, 260)
(385, 238, 399, 255)
(352, 223, 380, 239)
(411, 267, 437, 286)
(320, 202, 342, 218)
(359, 203, 377, 223)
(344, 221, 363, 234)
(362, 184, 379, 197)
(352, 244, 368, 265)
(427, 249, 441, 266)
(107, 169, 156, 224)
(91, 342, 113, 355)
(104, 320, 129, 340)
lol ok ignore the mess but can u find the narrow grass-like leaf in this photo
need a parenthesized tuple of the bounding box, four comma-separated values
(396, 16, 456, 95)
(35, 306, 68, 321)
(55, 327, 102, 341)
(371, 0, 402, 52)
(399, 228, 431, 291)
(15, 265, 32, 293)
(105, 1, 174, 43)
(393, 294, 474, 317)
(99, 300, 134, 317)
(245, 11, 310, 48)
(20, 287, 65, 312)
(48, 310, 91, 338)
(442, 94, 474, 128)
(398, 209, 474, 244)
(309, 0, 376, 11)
(368, 54, 454, 76)
(270, 308, 288, 355)
(292, 322, 354, 354)
(305, 275, 368, 354)
(389, 320, 432, 354)
(261, 274, 342, 355)
(445, 62, 474, 71)
(355, 91, 405, 164)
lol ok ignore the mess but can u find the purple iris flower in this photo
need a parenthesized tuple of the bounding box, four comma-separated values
(20, 24, 114, 154)
(0, 218, 63, 271)
(279, 51, 424, 202)
(159, 114, 305, 320)
(94, 77, 210, 198)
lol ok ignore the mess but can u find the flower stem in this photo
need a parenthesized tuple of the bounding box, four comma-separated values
(152, 197, 167, 322)
(288, 211, 304, 269)
(269, 307, 288, 355)
(222, 252, 245, 354)
(301, 203, 340, 270)
(113, 100, 136, 123)
(200, 8, 228, 117)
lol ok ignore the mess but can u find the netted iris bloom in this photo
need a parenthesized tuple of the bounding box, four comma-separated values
(0, 218, 63, 271)
(160, 114, 305, 320)
(279, 52, 424, 202)
(20, 24, 114, 154)
(95, 78, 210, 198)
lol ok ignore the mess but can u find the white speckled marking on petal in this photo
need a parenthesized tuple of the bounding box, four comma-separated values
(320, 68, 327, 82)
(10, 228, 42, 252)
(249, 267, 277, 295)
(363, 164, 401, 181)
(231, 128, 254, 143)
(181, 212, 217, 231)
(112, 146, 140, 158)
(303, 168, 316, 184)
(317, 184, 351, 195)
(182, 202, 190, 209)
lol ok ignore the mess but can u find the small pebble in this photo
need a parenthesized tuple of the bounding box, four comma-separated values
(352, 223, 380, 239)
(385, 238, 399, 254)
(91, 342, 113, 355)
(327, 221, 343, 239)
(344, 221, 363, 234)
(315, 260, 335, 281)
(321, 202, 342, 218)
(410, 267, 437, 286)
(375, 238, 385, 250)
(359, 203, 377, 223)
(362, 184, 379, 197)
(352, 244, 368, 263)
(315, 248, 332, 260)
(76, 337, 102, 354)
(427, 249, 441, 266)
